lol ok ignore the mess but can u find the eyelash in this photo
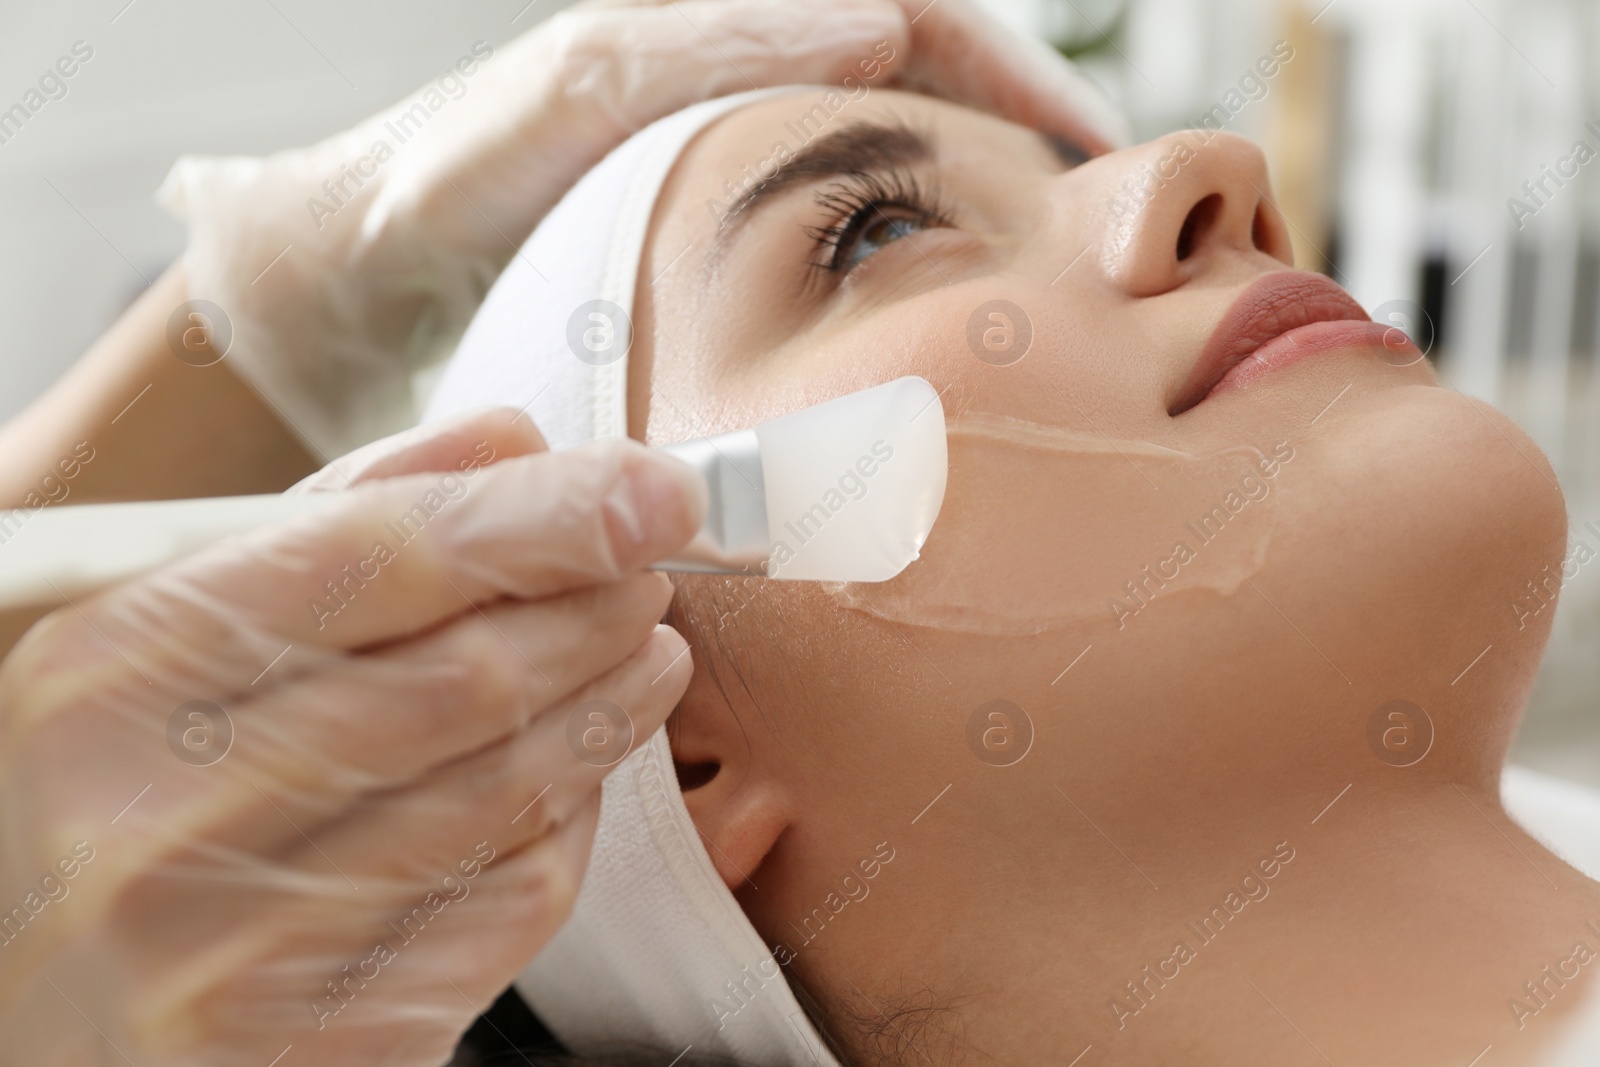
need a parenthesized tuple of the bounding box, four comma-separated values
(803, 166, 952, 275)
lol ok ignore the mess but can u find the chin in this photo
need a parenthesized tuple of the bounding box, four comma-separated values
(1271, 383, 1566, 732)
(1350, 383, 1564, 580)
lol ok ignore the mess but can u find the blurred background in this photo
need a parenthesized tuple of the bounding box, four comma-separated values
(1, 0, 1595, 780)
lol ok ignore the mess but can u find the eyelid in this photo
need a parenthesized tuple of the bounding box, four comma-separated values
(802, 163, 952, 279)
(713, 120, 937, 242)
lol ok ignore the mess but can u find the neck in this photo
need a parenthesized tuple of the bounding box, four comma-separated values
(957, 776, 1600, 1066)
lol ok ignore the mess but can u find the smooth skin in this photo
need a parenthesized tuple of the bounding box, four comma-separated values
(630, 90, 1600, 1066)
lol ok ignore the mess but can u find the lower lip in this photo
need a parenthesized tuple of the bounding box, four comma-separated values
(1207, 320, 1421, 400)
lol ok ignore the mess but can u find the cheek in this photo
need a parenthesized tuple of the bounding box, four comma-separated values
(1282, 385, 1565, 619)
(837, 277, 1168, 446)
(765, 284, 1135, 430)
(1242, 384, 1565, 719)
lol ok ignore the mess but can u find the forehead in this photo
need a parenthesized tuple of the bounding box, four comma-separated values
(658, 88, 1062, 223)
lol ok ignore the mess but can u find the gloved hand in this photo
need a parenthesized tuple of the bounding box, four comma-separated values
(0, 408, 705, 1066)
(159, 0, 1126, 459)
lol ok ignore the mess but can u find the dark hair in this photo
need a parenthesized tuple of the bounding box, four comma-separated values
(449, 987, 768, 1067)
(466, 1053, 758, 1067)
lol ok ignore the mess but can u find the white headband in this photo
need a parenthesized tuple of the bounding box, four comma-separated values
(427, 88, 801, 453)
(424, 87, 844, 1065)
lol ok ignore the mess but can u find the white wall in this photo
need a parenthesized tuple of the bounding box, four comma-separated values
(0, 0, 569, 420)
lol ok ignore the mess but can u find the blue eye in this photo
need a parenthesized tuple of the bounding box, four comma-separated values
(840, 212, 928, 268)
(807, 167, 951, 275)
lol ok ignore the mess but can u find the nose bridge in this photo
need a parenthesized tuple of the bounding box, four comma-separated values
(1081, 130, 1292, 297)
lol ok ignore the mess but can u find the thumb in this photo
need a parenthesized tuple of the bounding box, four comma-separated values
(290, 407, 549, 493)
(891, 0, 1131, 153)
(555, 0, 911, 139)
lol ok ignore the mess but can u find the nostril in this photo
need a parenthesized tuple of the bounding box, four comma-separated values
(1176, 194, 1223, 262)
(1252, 201, 1272, 253)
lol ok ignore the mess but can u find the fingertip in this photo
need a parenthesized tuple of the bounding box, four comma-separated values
(486, 406, 552, 455)
(437, 406, 551, 464)
(642, 570, 677, 619)
(646, 623, 693, 691)
(647, 450, 710, 533)
(649, 621, 690, 660)
(548, 791, 601, 914)
(614, 570, 677, 630)
(601, 445, 708, 570)
(296, 407, 550, 492)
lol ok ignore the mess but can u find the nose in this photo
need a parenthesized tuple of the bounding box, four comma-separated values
(1091, 131, 1295, 297)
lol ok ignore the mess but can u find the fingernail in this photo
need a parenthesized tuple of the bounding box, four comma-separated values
(603, 450, 708, 559)
(603, 473, 645, 547)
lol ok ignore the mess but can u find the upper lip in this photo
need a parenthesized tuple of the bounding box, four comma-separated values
(1168, 272, 1370, 416)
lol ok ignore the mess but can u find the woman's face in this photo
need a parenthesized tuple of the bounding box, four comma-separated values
(630, 90, 1565, 1056)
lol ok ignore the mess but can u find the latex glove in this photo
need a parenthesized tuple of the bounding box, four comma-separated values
(158, 0, 1125, 460)
(0, 408, 705, 1067)
(888, 0, 1130, 152)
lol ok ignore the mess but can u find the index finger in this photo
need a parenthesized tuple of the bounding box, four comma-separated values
(91, 438, 707, 655)
(292, 407, 549, 492)
(891, 0, 1130, 154)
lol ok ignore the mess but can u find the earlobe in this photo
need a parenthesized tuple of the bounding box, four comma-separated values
(677, 764, 790, 892)
(664, 636, 791, 891)
(675, 755, 793, 889)
(670, 705, 787, 891)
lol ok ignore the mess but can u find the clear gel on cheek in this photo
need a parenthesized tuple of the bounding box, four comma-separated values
(827, 412, 1289, 634)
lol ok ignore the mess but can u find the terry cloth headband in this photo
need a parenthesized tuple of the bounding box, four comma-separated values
(426, 87, 844, 1065)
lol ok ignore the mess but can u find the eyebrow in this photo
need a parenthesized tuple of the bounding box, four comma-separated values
(709, 120, 934, 256)
(705, 119, 1088, 263)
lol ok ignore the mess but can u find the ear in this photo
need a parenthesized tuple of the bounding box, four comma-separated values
(668, 687, 790, 893)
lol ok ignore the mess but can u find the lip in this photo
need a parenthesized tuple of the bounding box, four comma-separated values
(1168, 272, 1414, 415)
